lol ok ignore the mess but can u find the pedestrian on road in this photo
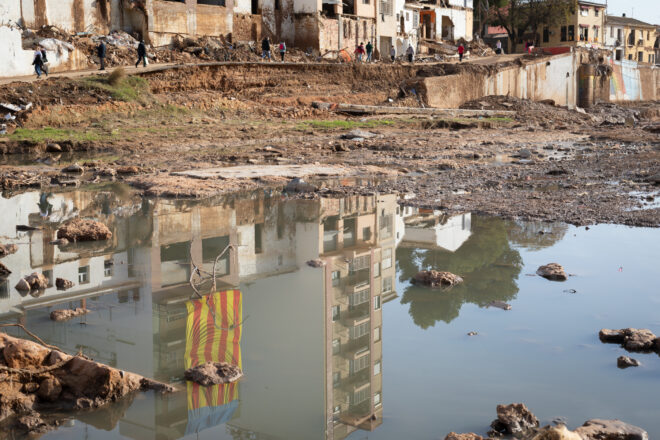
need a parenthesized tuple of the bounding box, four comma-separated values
(390, 45, 396, 62)
(278, 41, 286, 61)
(406, 44, 414, 63)
(261, 37, 271, 61)
(366, 41, 373, 62)
(97, 41, 107, 70)
(32, 46, 44, 78)
(136, 39, 147, 68)
(458, 43, 465, 62)
(495, 40, 502, 55)
(40, 46, 50, 75)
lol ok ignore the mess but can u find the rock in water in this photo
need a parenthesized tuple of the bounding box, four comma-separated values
(536, 263, 567, 281)
(617, 356, 640, 369)
(445, 433, 491, 440)
(599, 328, 658, 352)
(488, 403, 539, 437)
(15, 273, 48, 292)
(184, 361, 242, 386)
(306, 259, 326, 268)
(57, 219, 112, 242)
(55, 278, 74, 290)
(575, 419, 648, 440)
(50, 308, 88, 321)
(15, 278, 30, 292)
(412, 270, 463, 288)
(0, 243, 18, 258)
(530, 425, 582, 440)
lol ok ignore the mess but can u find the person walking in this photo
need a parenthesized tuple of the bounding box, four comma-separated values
(40, 46, 50, 75)
(97, 40, 107, 70)
(261, 37, 271, 61)
(278, 41, 286, 61)
(390, 45, 396, 62)
(458, 43, 465, 62)
(32, 46, 44, 78)
(366, 41, 373, 62)
(135, 39, 147, 68)
(495, 40, 502, 55)
(406, 44, 414, 63)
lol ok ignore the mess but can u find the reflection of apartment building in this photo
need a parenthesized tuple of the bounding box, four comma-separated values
(0, 189, 400, 439)
(535, 1, 606, 51)
(605, 15, 657, 63)
(402, 210, 471, 252)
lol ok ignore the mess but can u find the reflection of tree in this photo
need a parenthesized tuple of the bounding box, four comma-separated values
(505, 219, 568, 252)
(398, 216, 523, 329)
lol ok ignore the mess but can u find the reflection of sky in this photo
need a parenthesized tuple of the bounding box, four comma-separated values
(372, 224, 660, 439)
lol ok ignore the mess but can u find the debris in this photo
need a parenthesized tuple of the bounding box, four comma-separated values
(306, 259, 326, 268)
(341, 129, 377, 140)
(467, 331, 478, 336)
(55, 278, 74, 291)
(57, 219, 112, 242)
(488, 403, 539, 437)
(184, 361, 242, 386)
(574, 419, 648, 440)
(445, 433, 492, 440)
(0, 244, 18, 258)
(50, 308, 88, 321)
(412, 270, 463, 288)
(536, 263, 567, 281)
(599, 328, 658, 352)
(488, 301, 512, 310)
(617, 356, 640, 369)
(16, 225, 39, 231)
(285, 177, 317, 193)
(62, 163, 84, 173)
(14, 272, 48, 292)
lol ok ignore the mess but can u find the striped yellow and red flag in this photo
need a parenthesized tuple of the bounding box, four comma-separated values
(185, 289, 242, 416)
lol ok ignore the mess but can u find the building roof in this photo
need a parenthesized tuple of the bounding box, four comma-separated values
(606, 15, 656, 29)
(578, 1, 605, 6)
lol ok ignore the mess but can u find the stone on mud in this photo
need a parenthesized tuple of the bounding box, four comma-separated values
(57, 219, 112, 242)
(599, 328, 658, 352)
(488, 403, 539, 437)
(46, 143, 62, 153)
(50, 308, 88, 321)
(530, 425, 582, 440)
(574, 419, 648, 440)
(55, 278, 74, 290)
(412, 270, 463, 288)
(536, 263, 567, 281)
(184, 361, 243, 386)
(286, 177, 317, 193)
(445, 433, 492, 440)
(341, 129, 377, 140)
(617, 356, 640, 369)
(0, 243, 18, 258)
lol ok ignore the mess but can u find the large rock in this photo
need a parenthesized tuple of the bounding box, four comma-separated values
(488, 403, 539, 437)
(55, 278, 74, 290)
(0, 243, 18, 258)
(184, 361, 242, 386)
(531, 425, 582, 440)
(599, 328, 658, 352)
(36, 378, 61, 402)
(617, 356, 640, 368)
(412, 270, 463, 288)
(57, 219, 112, 242)
(50, 308, 88, 322)
(445, 433, 492, 440)
(536, 263, 567, 281)
(3, 339, 50, 369)
(575, 419, 648, 440)
(15, 273, 48, 292)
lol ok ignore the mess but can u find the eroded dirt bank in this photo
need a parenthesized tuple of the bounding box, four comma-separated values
(0, 64, 658, 227)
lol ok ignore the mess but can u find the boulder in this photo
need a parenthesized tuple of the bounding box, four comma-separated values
(36, 378, 61, 402)
(57, 219, 112, 242)
(2, 339, 50, 369)
(599, 329, 625, 343)
(46, 143, 62, 153)
(15, 273, 48, 292)
(341, 129, 377, 140)
(530, 425, 582, 440)
(50, 308, 88, 321)
(575, 419, 648, 440)
(445, 433, 492, 440)
(599, 328, 658, 352)
(617, 356, 640, 369)
(184, 361, 242, 386)
(536, 263, 567, 281)
(55, 278, 74, 290)
(517, 148, 532, 159)
(0, 262, 10, 278)
(488, 403, 539, 437)
(0, 243, 18, 258)
(15, 278, 30, 292)
(412, 270, 463, 288)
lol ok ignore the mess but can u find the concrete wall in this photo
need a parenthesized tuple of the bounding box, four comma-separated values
(423, 52, 578, 108)
(0, 0, 112, 33)
(609, 59, 660, 101)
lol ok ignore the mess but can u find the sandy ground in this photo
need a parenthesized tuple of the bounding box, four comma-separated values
(0, 63, 658, 227)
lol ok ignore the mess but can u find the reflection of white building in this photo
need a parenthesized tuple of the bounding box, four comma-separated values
(402, 210, 471, 252)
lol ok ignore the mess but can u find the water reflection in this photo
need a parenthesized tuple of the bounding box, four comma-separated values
(0, 187, 398, 440)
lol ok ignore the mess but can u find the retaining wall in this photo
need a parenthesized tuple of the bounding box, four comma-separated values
(609, 59, 660, 102)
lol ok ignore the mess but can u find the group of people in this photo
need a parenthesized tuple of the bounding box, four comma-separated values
(261, 37, 288, 61)
(94, 39, 147, 72)
(32, 46, 49, 78)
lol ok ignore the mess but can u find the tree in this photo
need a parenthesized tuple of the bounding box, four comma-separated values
(489, 0, 577, 53)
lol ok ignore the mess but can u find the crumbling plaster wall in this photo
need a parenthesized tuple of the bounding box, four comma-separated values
(2, 0, 111, 33)
(609, 59, 659, 101)
(146, 0, 233, 46)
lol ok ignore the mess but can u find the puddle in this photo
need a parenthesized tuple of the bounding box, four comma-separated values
(627, 190, 660, 211)
(0, 188, 659, 439)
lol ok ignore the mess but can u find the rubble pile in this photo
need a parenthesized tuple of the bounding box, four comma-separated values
(184, 361, 243, 386)
(56, 219, 112, 242)
(412, 270, 463, 288)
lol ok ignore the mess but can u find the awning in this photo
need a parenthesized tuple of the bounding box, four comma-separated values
(579, 24, 589, 28)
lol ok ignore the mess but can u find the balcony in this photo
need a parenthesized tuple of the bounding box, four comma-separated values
(339, 304, 370, 327)
(341, 335, 370, 358)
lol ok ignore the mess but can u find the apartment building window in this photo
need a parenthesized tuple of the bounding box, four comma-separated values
(561, 26, 567, 42)
(594, 8, 599, 17)
(104, 260, 114, 277)
(374, 295, 381, 311)
(363, 0, 369, 5)
(332, 338, 341, 354)
(254, 223, 264, 254)
(374, 360, 381, 375)
(373, 262, 380, 278)
(331, 270, 341, 287)
(568, 25, 575, 41)
(381, 248, 392, 269)
(610, 27, 614, 38)
(405, 12, 409, 21)
(593, 26, 599, 41)
(382, 276, 393, 293)
(350, 353, 370, 374)
(649, 54, 654, 64)
(413, 11, 419, 27)
(333, 372, 341, 388)
(350, 321, 370, 340)
(638, 52, 643, 62)
(351, 385, 371, 406)
(350, 255, 370, 272)
(374, 392, 382, 406)
(373, 326, 381, 342)
(379, 0, 393, 16)
(78, 266, 90, 284)
(579, 26, 589, 42)
(332, 305, 340, 322)
(580, 7, 588, 17)
(363, 226, 372, 241)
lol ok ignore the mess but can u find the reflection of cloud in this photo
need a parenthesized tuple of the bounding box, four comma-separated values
(398, 216, 523, 329)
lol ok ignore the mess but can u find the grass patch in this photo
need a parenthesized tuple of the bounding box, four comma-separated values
(9, 127, 110, 143)
(298, 119, 397, 130)
(80, 75, 150, 102)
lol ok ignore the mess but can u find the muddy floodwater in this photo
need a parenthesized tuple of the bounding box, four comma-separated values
(1, 185, 659, 439)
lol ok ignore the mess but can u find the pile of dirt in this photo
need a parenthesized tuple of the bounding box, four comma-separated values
(0, 333, 173, 436)
(184, 361, 243, 386)
(56, 219, 112, 242)
(412, 270, 463, 288)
